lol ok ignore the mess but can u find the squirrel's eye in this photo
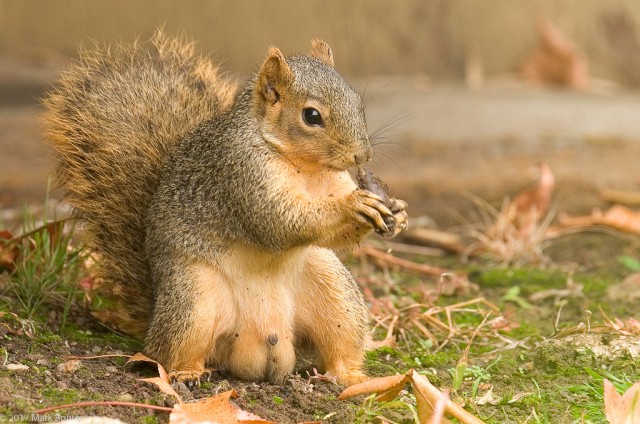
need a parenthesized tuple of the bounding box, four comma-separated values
(302, 108, 323, 127)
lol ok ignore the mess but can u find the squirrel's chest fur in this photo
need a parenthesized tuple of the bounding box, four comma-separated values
(186, 167, 357, 352)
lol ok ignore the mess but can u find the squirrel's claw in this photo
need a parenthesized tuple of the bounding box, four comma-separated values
(352, 189, 395, 233)
(168, 369, 205, 388)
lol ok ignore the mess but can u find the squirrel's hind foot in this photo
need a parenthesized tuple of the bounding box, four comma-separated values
(169, 368, 207, 387)
(337, 370, 369, 387)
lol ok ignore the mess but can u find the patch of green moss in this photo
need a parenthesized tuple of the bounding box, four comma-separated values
(138, 416, 159, 424)
(474, 267, 567, 291)
(100, 331, 143, 352)
(40, 387, 88, 405)
(62, 326, 93, 344)
(365, 347, 408, 376)
(34, 331, 62, 345)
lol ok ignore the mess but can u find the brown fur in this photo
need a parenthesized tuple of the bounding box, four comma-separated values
(44, 31, 407, 385)
(42, 31, 235, 337)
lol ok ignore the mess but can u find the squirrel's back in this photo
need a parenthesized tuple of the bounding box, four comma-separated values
(43, 31, 236, 337)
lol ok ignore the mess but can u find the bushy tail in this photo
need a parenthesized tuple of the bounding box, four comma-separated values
(42, 30, 236, 338)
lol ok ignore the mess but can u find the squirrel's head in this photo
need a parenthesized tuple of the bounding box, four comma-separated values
(253, 39, 372, 171)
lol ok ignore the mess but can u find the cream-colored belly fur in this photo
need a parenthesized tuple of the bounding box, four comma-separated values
(190, 242, 309, 381)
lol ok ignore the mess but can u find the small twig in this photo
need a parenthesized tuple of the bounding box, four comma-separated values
(65, 353, 132, 360)
(3, 217, 78, 247)
(411, 318, 440, 348)
(461, 309, 494, 364)
(35, 401, 173, 415)
(359, 246, 455, 277)
(366, 240, 446, 257)
(553, 301, 567, 334)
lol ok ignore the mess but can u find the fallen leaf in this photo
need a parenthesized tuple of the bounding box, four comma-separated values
(129, 353, 272, 423)
(559, 205, 640, 235)
(142, 376, 182, 402)
(605, 317, 640, 336)
(507, 392, 533, 403)
(496, 162, 555, 237)
(521, 18, 589, 89)
(604, 379, 640, 424)
(170, 390, 272, 424)
(0, 230, 18, 272)
(127, 352, 169, 381)
(475, 386, 496, 406)
(339, 369, 485, 424)
(337, 372, 409, 402)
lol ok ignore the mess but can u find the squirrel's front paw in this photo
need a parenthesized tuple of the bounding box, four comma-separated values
(350, 189, 394, 234)
(387, 198, 409, 238)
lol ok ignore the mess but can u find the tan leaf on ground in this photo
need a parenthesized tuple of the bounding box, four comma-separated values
(129, 353, 271, 423)
(128, 352, 181, 401)
(338, 372, 410, 402)
(339, 370, 485, 424)
(170, 390, 272, 424)
(410, 370, 485, 424)
(559, 205, 640, 235)
(126, 352, 169, 381)
(0, 230, 18, 272)
(521, 18, 589, 89)
(488, 162, 555, 239)
(604, 379, 640, 424)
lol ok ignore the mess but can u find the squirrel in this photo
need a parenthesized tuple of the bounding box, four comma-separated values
(43, 31, 408, 386)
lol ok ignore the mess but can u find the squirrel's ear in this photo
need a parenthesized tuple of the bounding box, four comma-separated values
(258, 47, 293, 104)
(309, 38, 334, 68)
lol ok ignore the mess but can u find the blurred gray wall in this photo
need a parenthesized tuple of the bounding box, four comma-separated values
(1, 0, 640, 82)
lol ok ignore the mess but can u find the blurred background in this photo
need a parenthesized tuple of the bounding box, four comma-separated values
(2, 0, 640, 226)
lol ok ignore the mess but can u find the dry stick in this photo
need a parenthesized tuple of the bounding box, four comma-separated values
(460, 309, 495, 365)
(600, 188, 640, 205)
(35, 401, 173, 415)
(359, 246, 460, 278)
(65, 354, 132, 360)
(411, 318, 440, 348)
(3, 217, 77, 246)
(368, 240, 446, 257)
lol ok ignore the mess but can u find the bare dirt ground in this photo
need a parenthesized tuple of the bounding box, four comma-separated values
(3, 58, 640, 423)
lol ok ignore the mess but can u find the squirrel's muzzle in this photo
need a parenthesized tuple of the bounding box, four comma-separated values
(354, 147, 373, 165)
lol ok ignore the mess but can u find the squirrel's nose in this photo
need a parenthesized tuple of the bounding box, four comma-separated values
(354, 148, 372, 165)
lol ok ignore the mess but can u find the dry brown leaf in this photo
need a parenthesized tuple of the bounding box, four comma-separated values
(521, 18, 589, 89)
(606, 317, 640, 336)
(129, 353, 271, 423)
(510, 163, 554, 230)
(426, 387, 448, 424)
(338, 370, 485, 424)
(337, 372, 409, 401)
(127, 352, 170, 381)
(559, 205, 640, 235)
(0, 230, 18, 272)
(143, 376, 182, 401)
(170, 390, 272, 424)
(474, 386, 496, 406)
(410, 370, 485, 424)
(604, 379, 640, 424)
(410, 371, 437, 422)
(128, 352, 181, 401)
